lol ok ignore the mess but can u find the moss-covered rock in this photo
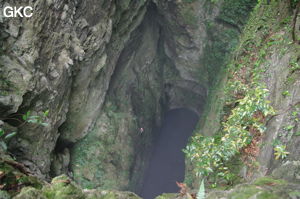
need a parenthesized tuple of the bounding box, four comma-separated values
(253, 176, 287, 186)
(205, 176, 300, 199)
(13, 187, 46, 199)
(12, 175, 142, 199)
(42, 175, 85, 199)
(0, 190, 11, 199)
(186, 0, 300, 189)
(84, 190, 141, 199)
(0, 159, 43, 197)
(272, 161, 300, 183)
(155, 193, 179, 199)
(153, 177, 300, 199)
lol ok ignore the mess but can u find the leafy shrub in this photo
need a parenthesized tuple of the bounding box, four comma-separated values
(274, 145, 289, 160)
(184, 84, 275, 181)
(0, 110, 49, 151)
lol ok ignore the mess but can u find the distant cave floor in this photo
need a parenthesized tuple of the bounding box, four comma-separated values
(138, 108, 199, 199)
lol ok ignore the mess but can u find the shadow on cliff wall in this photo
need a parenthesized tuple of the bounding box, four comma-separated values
(139, 108, 199, 199)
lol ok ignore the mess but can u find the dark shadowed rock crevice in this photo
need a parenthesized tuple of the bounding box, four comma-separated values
(67, 1, 209, 191)
(139, 108, 199, 199)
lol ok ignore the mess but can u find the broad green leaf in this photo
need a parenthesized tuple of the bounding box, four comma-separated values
(4, 132, 17, 140)
(0, 128, 4, 137)
(41, 123, 49, 127)
(43, 110, 49, 117)
(27, 119, 38, 123)
(22, 114, 27, 120)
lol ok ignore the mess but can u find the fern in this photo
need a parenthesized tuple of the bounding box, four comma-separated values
(197, 179, 205, 199)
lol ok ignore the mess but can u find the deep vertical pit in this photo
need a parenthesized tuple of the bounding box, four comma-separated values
(53, 1, 207, 192)
(139, 108, 199, 199)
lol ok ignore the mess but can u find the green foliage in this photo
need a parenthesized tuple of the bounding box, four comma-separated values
(289, 57, 300, 72)
(181, 7, 198, 28)
(217, 0, 257, 27)
(274, 145, 289, 160)
(282, 90, 291, 97)
(22, 110, 49, 127)
(0, 128, 16, 150)
(0, 110, 49, 151)
(254, 176, 286, 186)
(283, 124, 294, 131)
(43, 175, 85, 199)
(0, 64, 16, 96)
(196, 179, 205, 199)
(291, 0, 300, 8)
(185, 84, 274, 179)
(186, 0, 296, 189)
(227, 185, 259, 198)
(203, 0, 257, 85)
(204, 25, 240, 85)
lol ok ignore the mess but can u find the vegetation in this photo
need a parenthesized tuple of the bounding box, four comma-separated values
(253, 176, 286, 185)
(183, 0, 296, 186)
(0, 110, 49, 151)
(274, 145, 289, 160)
(196, 179, 205, 199)
(217, 0, 257, 28)
(184, 84, 274, 180)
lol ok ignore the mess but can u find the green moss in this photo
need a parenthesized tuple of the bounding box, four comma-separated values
(0, 65, 17, 96)
(289, 191, 300, 198)
(179, 2, 199, 28)
(13, 175, 142, 199)
(0, 190, 11, 199)
(256, 191, 280, 199)
(203, 25, 239, 85)
(196, 0, 257, 140)
(14, 187, 46, 199)
(71, 106, 135, 190)
(155, 193, 178, 199)
(0, 161, 43, 196)
(254, 177, 287, 186)
(202, 0, 256, 85)
(217, 0, 257, 27)
(42, 175, 85, 199)
(228, 185, 260, 199)
(86, 191, 141, 199)
(186, 0, 296, 187)
(18, 176, 43, 190)
(99, 192, 117, 199)
(182, 8, 198, 28)
(117, 0, 131, 10)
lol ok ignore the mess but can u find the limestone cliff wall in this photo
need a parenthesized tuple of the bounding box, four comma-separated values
(0, 0, 256, 192)
(196, 0, 300, 188)
(0, 0, 149, 183)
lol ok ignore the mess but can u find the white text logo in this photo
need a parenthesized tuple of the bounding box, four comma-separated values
(3, 6, 33, 18)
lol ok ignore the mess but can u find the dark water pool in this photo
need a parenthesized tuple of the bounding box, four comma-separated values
(139, 108, 199, 199)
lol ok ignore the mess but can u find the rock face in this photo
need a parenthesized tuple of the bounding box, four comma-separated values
(190, 0, 300, 193)
(155, 177, 300, 199)
(1, 0, 149, 183)
(0, 0, 149, 184)
(1, 0, 255, 191)
(1, 0, 299, 198)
